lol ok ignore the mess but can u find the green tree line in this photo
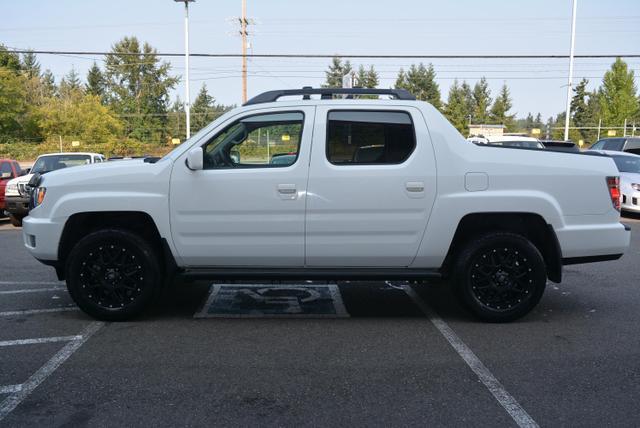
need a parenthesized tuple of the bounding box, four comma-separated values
(0, 39, 231, 159)
(323, 56, 640, 142)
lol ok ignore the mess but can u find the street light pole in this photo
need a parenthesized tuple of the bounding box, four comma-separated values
(175, 0, 194, 139)
(564, 0, 577, 141)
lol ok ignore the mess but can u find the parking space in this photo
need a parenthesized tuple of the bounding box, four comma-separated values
(0, 216, 639, 426)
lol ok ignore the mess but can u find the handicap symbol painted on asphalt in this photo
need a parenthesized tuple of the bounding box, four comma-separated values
(194, 284, 349, 318)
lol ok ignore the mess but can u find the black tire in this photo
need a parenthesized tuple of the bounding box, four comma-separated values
(65, 229, 162, 321)
(9, 214, 23, 227)
(452, 232, 547, 323)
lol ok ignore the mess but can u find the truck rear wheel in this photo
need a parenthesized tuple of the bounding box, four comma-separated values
(452, 232, 546, 322)
(65, 229, 161, 321)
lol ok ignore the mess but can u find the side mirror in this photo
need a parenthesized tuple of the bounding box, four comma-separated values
(0, 172, 11, 180)
(186, 147, 204, 171)
(230, 148, 240, 164)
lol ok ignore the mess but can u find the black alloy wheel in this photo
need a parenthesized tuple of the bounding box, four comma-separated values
(453, 232, 547, 322)
(65, 229, 161, 321)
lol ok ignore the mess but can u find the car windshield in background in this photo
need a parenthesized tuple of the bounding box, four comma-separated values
(612, 155, 640, 173)
(31, 155, 92, 174)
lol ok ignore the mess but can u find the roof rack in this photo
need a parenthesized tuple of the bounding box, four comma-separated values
(244, 87, 416, 106)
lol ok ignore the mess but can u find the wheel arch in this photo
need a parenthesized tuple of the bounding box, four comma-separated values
(441, 212, 562, 283)
(57, 211, 177, 280)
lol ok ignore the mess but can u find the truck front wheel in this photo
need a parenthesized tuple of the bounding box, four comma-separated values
(452, 232, 547, 322)
(65, 229, 161, 321)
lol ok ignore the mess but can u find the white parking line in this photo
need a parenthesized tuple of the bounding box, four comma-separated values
(0, 281, 63, 286)
(0, 322, 104, 421)
(0, 307, 78, 317)
(0, 385, 22, 395)
(0, 335, 82, 347)
(0, 287, 65, 295)
(403, 285, 539, 428)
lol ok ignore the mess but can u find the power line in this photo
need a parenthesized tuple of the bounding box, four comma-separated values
(7, 49, 640, 59)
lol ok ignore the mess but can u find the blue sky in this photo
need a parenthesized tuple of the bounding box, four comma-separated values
(2, 0, 639, 119)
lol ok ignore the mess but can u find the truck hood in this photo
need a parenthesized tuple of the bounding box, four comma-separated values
(38, 158, 150, 187)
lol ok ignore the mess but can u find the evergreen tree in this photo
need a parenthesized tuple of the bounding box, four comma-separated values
(104, 36, 178, 143)
(41, 69, 57, 98)
(461, 81, 474, 121)
(86, 62, 106, 99)
(0, 44, 21, 73)
(534, 113, 543, 129)
(190, 84, 218, 134)
(472, 77, 491, 124)
(598, 58, 638, 127)
(395, 63, 441, 109)
(323, 57, 352, 88)
(524, 113, 534, 130)
(356, 65, 379, 88)
(59, 68, 82, 97)
(21, 51, 40, 79)
(444, 79, 470, 134)
(490, 83, 514, 130)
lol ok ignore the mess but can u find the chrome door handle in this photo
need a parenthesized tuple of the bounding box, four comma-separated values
(277, 184, 297, 199)
(405, 181, 424, 192)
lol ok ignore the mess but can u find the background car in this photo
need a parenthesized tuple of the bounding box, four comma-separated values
(589, 137, 640, 155)
(591, 150, 640, 214)
(467, 135, 545, 149)
(0, 159, 23, 218)
(539, 140, 580, 152)
(4, 152, 105, 227)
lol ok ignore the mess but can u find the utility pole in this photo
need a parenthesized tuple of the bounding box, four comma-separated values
(563, 0, 577, 141)
(241, 0, 248, 103)
(174, 0, 194, 139)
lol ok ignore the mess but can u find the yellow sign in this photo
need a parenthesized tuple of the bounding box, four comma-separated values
(578, 139, 584, 147)
(171, 138, 181, 145)
(281, 134, 291, 142)
(531, 128, 541, 135)
(607, 130, 617, 136)
(71, 141, 80, 147)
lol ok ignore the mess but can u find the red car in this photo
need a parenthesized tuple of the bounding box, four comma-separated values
(0, 159, 23, 216)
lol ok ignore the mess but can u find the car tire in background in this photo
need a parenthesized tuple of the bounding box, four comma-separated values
(9, 214, 22, 227)
(65, 228, 162, 321)
(452, 232, 547, 323)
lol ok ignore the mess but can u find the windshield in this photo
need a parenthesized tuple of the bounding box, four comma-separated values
(612, 155, 640, 173)
(31, 154, 92, 174)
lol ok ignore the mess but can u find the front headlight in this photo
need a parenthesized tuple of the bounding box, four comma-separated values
(31, 187, 46, 208)
(632, 183, 640, 191)
(4, 183, 19, 197)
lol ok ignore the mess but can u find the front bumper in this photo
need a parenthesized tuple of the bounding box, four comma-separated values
(5, 195, 30, 216)
(22, 215, 65, 262)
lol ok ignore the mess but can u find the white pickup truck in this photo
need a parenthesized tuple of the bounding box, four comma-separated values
(22, 88, 631, 322)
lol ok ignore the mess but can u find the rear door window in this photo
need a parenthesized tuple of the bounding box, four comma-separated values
(326, 111, 416, 165)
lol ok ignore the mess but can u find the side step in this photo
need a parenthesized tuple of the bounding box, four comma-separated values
(180, 267, 442, 281)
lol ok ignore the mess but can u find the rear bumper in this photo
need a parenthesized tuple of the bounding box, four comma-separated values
(556, 221, 631, 262)
(5, 195, 30, 216)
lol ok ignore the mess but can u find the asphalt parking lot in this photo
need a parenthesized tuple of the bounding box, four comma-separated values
(0, 215, 639, 427)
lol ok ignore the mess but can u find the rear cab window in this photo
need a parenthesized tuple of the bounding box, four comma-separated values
(326, 111, 416, 165)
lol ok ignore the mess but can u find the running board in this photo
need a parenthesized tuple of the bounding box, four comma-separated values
(180, 267, 442, 281)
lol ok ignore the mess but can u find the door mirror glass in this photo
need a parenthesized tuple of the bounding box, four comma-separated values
(230, 148, 241, 164)
(186, 147, 204, 170)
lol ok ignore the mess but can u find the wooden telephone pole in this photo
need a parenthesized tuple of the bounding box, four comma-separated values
(241, 0, 248, 103)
